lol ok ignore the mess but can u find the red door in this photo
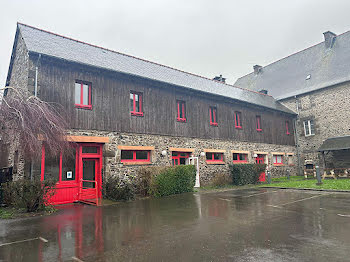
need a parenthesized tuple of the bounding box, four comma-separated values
(255, 154, 266, 182)
(42, 143, 103, 205)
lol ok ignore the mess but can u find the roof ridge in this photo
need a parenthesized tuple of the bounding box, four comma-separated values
(237, 29, 350, 81)
(17, 22, 272, 98)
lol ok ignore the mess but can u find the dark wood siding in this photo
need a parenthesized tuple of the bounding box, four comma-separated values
(38, 57, 295, 146)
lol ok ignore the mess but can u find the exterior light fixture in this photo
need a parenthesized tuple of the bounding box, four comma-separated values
(200, 152, 206, 157)
(161, 150, 167, 156)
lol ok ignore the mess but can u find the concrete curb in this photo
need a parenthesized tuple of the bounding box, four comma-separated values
(260, 186, 350, 193)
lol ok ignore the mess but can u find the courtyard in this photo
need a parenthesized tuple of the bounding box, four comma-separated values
(1, 188, 350, 261)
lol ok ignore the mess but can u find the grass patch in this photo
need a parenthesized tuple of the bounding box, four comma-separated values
(263, 178, 350, 191)
(271, 176, 305, 183)
(0, 206, 57, 220)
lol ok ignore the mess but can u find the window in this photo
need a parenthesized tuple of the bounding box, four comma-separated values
(256, 115, 262, 131)
(287, 154, 294, 166)
(206, 152, 224, 163)
(235, 111, 242, 129)
(303, 120, 315, 136)
(130, 92, 143, 116)
(285, 121, 290, 135)
(273, 155, 283, 165)
(177, 100, 186, 122)
(209, 106, 218, 126)
(172, 152, 191, 165)
(233, 153, 248, 163)
(75, 81, 92, 109)
(121, 150, 150, 163)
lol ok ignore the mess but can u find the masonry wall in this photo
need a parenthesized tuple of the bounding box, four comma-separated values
(281, 82, 350, 169)
(65, 129, 297, 185)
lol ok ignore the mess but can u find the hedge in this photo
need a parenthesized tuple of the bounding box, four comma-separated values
(229, 164, 266, 185)
(150, 165, 196, 197)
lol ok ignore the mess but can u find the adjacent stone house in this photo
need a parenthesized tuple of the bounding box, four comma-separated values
(4, 23, 296, 204)
(235, 31, 350, 173)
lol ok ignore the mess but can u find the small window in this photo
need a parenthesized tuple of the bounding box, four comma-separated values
(75, 81, 92, 109)
(130, 92, 143, 116)
(121, 150, 150, 162)
(210, 106, 218, 126)
(177, 101, 186, 122)
(285, 121, 290, 135)
(235, 111, 242, 129)
(82, 146, 98, 154)
(287, 155, 294, 166)
(206, 152, 224, 163)
(233, 153, 248, 163)
(256, 115, 262, 131)
(273, 155, 283, 165)
(303, 120, 315, 136)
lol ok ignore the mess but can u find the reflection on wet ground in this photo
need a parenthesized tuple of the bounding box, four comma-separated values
(1, 188, 350, 261)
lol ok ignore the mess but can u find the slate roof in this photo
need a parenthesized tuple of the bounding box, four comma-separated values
(16, 23, 294, 114)
(318, 136, 350, 152)
(234, 30, 350, 100)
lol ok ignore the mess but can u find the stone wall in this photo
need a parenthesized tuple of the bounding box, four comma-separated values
(281, 82, 350, 170)
(65, 129, 297, 185)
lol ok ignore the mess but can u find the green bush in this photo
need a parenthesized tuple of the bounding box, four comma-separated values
(210, 172, 232, 187)
(103, 176, 134, 201)
(150, 165, 196, 197)
(229, 164, 266, 185)
(2, 179, 56, 212)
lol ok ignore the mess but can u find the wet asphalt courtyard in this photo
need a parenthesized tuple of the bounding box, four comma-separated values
(1, 188, 350, 262)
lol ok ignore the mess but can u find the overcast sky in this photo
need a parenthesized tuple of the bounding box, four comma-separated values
(1, 0, 350, 87)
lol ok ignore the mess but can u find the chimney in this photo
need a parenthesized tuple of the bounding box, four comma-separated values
(213, 74, 226, 83)
(259, 89, 268, 95)
(323, 31, 336, 48)
(253, 65, 262, 75)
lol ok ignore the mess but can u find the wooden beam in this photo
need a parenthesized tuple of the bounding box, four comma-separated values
(203, 149, 226, 153)
(231, 150, 249, 154)
(169, 147, 195, 152)
(66, 136, 109, 143)
(117, 145, 155, 151)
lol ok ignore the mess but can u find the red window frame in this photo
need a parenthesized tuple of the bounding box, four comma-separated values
(177, 100, 186, 122)
(210, 106, 218, 126)
(235, 111, 242, 129)
(172, 152, 191, 165)
(206, 152, 224, 163)
(232, 153, 248, 163)
(130, 92, 143, 116)
(256, 115, 262, 132)
(285, 121, 290, 135)
(273, 155, 283, 165)
(121, 150, 150, 163)
(75, 81, 92, 109)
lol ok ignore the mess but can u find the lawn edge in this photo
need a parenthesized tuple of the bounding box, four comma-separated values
(260, 186, 350, 193)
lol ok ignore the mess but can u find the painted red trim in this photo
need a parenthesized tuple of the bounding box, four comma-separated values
(232, 153, 248, 163)
(75, 82, 92, 110)
(176, 100, 187, 122)
(172, 152, 190, 165)
(210, 106, 218, 126)
(206, 152, 224, 162)
(40, 145, 45, 181)
(273, 155, 283, 165)
(256, 115, 262, 131)
(120, 150, 151, 163)
(235, 111, 242, 129)
(130, 92, 144, 116)
(59, 152, 62, 183)
(286, 121, 290, 135)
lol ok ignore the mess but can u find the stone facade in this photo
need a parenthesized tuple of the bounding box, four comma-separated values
(63, 129, 296, 185)
(281, 82, 350, 170)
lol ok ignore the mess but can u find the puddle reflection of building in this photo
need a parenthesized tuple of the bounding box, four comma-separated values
(41, 205, 104, 261)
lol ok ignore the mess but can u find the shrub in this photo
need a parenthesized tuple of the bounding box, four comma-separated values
(229, 164, 266, 185)
(136, 167, 167, 196)
(150, 165, 196, 197)
(2, 179, 56, 212)
(210, 172, 232, 187)
(103, 176, 134, 201)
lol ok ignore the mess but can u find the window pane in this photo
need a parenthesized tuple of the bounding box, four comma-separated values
(62, 148, 76, 181)
(206, 153, 212, 160)
(44, 154, 60, 181)
(121, 150, 133, 160)
(180, 158, 186, 165)
(304, 121, 310, 136)
(75, 83, 81, 104)
(172, 152, 178, 156)
(82, 146, 98, 154)
(136, 151, 148, 160)
(82, 160, 95, 188)
(130, 93, 134, 111)
(233, 153, 238, 161)
(310, 120, 315, 135)
(213, 153, 222, 160)
(82, 84, 89, 105)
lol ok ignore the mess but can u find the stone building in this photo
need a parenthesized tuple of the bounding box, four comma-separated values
(4, 23, 296, 204)
(235, 31, 350, 173)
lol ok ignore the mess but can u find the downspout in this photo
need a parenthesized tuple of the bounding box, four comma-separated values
(294, 95, 302, 176)
(30, 54, 41, 180)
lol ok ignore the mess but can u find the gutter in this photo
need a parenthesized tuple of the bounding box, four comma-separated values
(293, 95, 302, 176)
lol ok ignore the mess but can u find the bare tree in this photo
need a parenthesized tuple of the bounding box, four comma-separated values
(0, 87, 69, 159)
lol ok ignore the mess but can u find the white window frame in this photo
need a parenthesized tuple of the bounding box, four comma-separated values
(303, 120, 315, 137)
